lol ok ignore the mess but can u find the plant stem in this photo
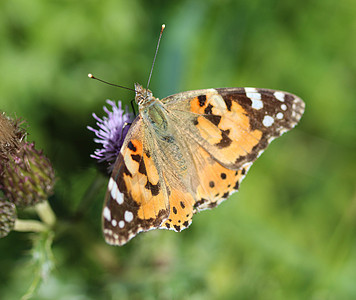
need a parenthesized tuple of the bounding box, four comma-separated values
(14, 219, 48, 232)
(35, 201, 56, 227)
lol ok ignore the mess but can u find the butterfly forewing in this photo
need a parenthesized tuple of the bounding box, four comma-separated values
(164, 88, 304, 169)
(102, 117, 170, 245)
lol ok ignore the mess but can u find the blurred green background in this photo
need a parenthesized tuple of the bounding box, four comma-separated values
(1, 0, 355, 299)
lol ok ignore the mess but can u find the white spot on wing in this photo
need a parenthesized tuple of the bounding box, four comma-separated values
(245, 87, 258, 93)
(276, 112, 284, 119)
(245, 88, 263, 110)
(281, 104, 287, 111)
(103, 229, 112, 235)
(263, 115, 274, 127)
(274, 91, 285, 102)
(108, 177, 115, 190)
(103, 207, 111, 221)
(119, 220, 125, 228)
(115, 190, 124, 205)
(110, 180, 118, 200)
(248, 93, 261, 100)
(251, 98, 263, 110)
(124, 211, 134, 222)
(111, 219, 117, 227)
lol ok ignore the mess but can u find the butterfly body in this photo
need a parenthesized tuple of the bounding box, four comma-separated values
(103, 84, 305, 245)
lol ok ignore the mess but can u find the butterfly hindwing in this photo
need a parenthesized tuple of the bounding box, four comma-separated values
(189, 143, 253, 211)
(159, 187, 195, 232)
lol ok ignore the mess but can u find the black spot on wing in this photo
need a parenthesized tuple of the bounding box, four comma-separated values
(128, 141, 137, 152)
(194, 198, 207, 209)
(131, 154, 141, 162)
(145, 180, 160, 196)
(198, 95, 207, 107)
(138, 159, 147, 175)
(208, 202, 217, 208)
(215, 129, 232, 148)
(222, 192, 230, 198)
(223, 98, 232, 111)
(205, 114, 221, 126)
(204, 103, 213, 114)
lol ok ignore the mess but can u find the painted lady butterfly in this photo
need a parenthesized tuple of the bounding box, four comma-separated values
(100, 26, 305, 246)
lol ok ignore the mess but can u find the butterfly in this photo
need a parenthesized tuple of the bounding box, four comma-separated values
(102, 83, 305, 245)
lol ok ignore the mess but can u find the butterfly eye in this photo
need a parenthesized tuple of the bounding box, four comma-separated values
(137, 95, 145, 106)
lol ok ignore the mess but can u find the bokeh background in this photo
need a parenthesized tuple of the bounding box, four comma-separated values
(1, 0, 355, 299)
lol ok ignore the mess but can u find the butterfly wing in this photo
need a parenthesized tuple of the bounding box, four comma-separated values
(158, 87, 304, 227)
(102, 117, 170, 245)
(162, 87, 304, 169)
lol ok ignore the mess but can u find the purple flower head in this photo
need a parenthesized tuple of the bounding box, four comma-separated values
(88, 100, 134, 173)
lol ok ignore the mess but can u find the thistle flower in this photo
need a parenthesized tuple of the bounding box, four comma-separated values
(0, 199, 16, 238)
(0, 142, 56, 207)
(87, 100, 134, 173)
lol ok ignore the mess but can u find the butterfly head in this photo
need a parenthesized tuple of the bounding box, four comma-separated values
(134, 83, 154, 107)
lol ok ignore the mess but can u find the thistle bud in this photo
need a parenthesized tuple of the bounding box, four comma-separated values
(0, 112, 26, 169)
(0, 142, 55, 207)
(0, 199, 16, 238)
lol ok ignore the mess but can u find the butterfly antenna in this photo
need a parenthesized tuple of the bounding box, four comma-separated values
(88, 73, 135, 92)
(147, 24, 165, 89)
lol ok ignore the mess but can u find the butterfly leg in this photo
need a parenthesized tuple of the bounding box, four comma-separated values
(130, 99, 137, 116)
